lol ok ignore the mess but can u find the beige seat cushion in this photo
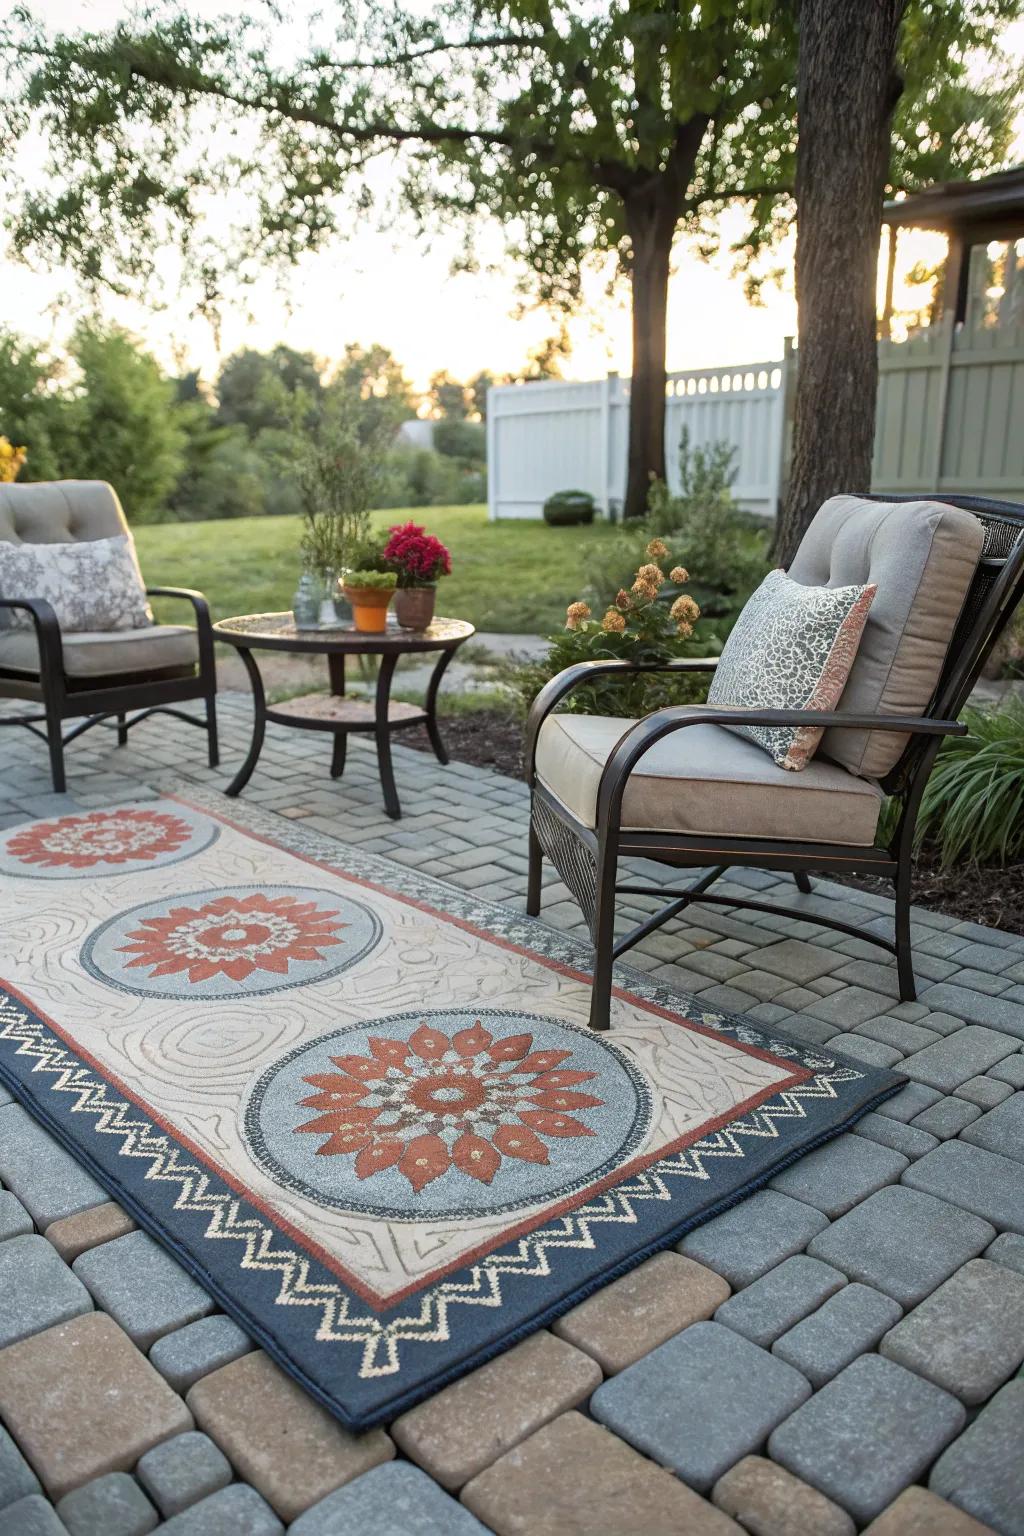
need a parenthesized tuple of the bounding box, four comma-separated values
(535, 714, 883, 846)
(0, 625, 198, 680)
(788, 496, 985, 778)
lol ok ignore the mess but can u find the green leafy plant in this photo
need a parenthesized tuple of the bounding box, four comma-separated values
(343, 568, 397, 589)
(504, 537, 718, 718)
(909, 700, 1024, 867)
(543, 490, 596, 527)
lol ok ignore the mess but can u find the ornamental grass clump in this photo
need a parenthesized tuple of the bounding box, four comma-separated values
(509, 539, 719, 719)
(912, 699, 1024, 867)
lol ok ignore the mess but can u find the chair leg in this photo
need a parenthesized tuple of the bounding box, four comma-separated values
(794, 871, 812, 894)
(44, 710, 66, 793)
(588, 838, 618, 1032)
(894, 857, 917, 1003)
(116, 713, 128, 747)
(206, 691, 220, 769)
(526, 815, 543, 916)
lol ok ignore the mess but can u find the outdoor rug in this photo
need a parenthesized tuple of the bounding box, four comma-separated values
(0, 794, 904, 1429)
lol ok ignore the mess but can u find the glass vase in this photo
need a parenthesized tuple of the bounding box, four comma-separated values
(291, 570, 320, 629)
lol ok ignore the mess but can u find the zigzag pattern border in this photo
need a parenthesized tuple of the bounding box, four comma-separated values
(0, 991, 864, 1379)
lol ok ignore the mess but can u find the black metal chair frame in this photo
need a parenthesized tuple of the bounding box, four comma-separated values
(0, 586, 219, 793)
(525, 493, 1024, 1031)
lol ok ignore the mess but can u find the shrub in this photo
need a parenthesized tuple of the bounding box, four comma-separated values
(502, 536, 718, 719)
(543, 489, 596, 526)
(433, 418, 486, 462)
(908, 699, 1024, 866)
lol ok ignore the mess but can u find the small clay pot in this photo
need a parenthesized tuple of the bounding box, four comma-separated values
(343, 585, 394, 633)
(393, 586, 437, 631)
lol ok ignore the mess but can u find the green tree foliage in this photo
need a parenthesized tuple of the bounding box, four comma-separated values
(2, 1, 1018, 519)
(215, 346, 322, 437)
(0, 328, 63, 481)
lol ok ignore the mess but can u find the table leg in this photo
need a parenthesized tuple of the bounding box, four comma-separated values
(424, 648, 454, 765)
(225, 647, 266, 797)
(327, 652, 347, 779)
(375, 651, 401, 820)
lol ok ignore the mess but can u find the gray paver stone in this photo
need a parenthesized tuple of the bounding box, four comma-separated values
(0, 1495, 67, 1536)
(852, 1112, 938, 1159)
(918, 984, 1024, 1038)
(961, 1091, 1024, 1163)
(289, 1463, 490, 1535)
(929, 1380, 1024, 1535)
(769, 1133, 908, 1218)
(72, 1230, 214, 1349)
(900, 1027, 1019, 1092)
(956, 1075, 1013, 1109)
(677, 1190, 829, 1288)
(0, 1106, 105, 1225)
(904, 1140, 1024, 1234)
(135, 1433, 230, 1518)
(876, 1081, 942, 1122)
(989, 1053, 1024, 1088)
(768, 1354, 966, 1525)
(0, 1190, 33, 1242)
(155, 1484, 283, 1535)
(0, 1234, 93, 1349)
(591, 1320, 811, 1493)
(910, 1097, 982, 1139)
(855, 1017, 940, 1053)
(801, 987, 895, 1027)
(807, 1185, 995, 1307)
(879, 1258, 1024, 1405)
(822, 1034, 904, 1068)
(985, 1232, 1024, 1277)
(148, 1317, 253, 1395)
(772, 1282, 903, 1389)
(56, 1474, 158, 1536)
(714, 1255, 846, 1347)
(0, 1424, 41, 1510)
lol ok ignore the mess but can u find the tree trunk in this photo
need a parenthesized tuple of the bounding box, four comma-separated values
(623, 190, 676, 519)
(776, 0, 905, 563)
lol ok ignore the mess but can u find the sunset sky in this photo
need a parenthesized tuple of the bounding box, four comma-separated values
(1, 4, 1021, 397)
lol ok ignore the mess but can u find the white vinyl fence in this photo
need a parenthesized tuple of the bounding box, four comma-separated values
(487, 359, 789, 520)
(487, 320, 1024, 520)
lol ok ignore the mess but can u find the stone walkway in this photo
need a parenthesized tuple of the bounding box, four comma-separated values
(1, 692, 1023, 1536)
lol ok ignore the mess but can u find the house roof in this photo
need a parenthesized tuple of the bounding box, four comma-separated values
(883, 165, 1024, 234)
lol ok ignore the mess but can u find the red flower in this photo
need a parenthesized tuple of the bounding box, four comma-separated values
(294, 1019, 603, 1193)
(116, 893, 348, 983)
(7, 809, 193, 869)
(383, 521, 452, 584)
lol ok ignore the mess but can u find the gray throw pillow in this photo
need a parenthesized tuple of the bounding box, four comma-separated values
(707, 568, 876, 771)
(0, 535, 153, 632)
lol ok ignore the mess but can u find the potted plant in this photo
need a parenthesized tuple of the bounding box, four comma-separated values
(296, 396, 386, 626)
(383, 521, 452, 630)
(342, 538, 398, 632)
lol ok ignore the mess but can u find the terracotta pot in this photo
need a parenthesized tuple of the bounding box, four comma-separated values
(343, 585, 394, 633)
(393, 586, 437, 631)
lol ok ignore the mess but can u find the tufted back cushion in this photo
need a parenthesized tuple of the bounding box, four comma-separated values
(787, 495, 985, 779)
(0, 481, 130, 545)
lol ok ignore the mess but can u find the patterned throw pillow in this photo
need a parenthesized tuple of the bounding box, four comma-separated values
(707, 568, 877, 772)
(0, 535, 153, 632)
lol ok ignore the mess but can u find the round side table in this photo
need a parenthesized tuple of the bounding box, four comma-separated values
(213, 613, 475, 820)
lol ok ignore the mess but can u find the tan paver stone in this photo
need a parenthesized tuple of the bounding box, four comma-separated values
(552, 1251, 730, 1373)
(44, 1202, 136, 1263)
(712, 1455, 855, 1536)
(392, 1329, 600, 1489)
(186, 1349, 393, 1522)
(862, 1485, 999, 1535)
(460, 1410, 743, 1536)
(0, 1313, 192, 1500)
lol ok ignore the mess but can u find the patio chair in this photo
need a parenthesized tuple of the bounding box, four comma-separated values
(525, 492, 1024, 1031)
(0, 481, 218, 792)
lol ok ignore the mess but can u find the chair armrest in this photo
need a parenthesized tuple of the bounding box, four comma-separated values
(595, 705, 967, 829)
(145, 587, 216, 679)
(0, 596, 64, 678)
(524, 657, 721, 783)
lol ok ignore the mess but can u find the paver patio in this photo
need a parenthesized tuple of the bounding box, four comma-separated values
(1, 690, 1023, 1535)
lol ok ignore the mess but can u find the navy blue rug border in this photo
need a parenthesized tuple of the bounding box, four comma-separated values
(0, 795, 907, 1430)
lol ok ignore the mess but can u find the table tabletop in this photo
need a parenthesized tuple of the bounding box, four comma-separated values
(213, 612, 475, 656)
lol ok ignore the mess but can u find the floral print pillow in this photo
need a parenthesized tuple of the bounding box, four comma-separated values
(707, 568, 877, 772)
(0, 535, 153, 632)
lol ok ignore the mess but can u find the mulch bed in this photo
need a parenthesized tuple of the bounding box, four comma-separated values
(407, 706, 1024, 937)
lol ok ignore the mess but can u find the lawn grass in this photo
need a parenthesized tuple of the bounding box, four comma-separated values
(135, 505, 617, 635)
